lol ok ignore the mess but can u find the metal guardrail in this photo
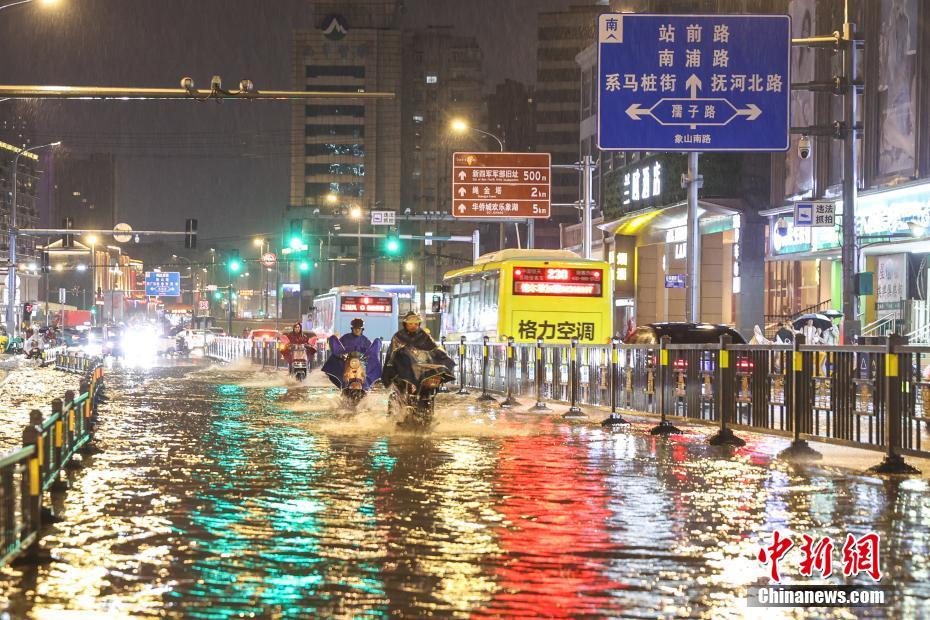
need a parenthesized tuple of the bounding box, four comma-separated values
(203, 333, 929, 475)
(0, 353, 104, 566)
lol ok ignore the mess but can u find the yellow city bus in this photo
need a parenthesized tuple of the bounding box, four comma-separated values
(441, 249, 613, 344)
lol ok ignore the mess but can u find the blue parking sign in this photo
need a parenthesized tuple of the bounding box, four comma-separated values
(598, 14, 791, 152)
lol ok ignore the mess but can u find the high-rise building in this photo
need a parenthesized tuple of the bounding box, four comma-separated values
(289, 1, 402, 214)
(535, 4, 606, 227)
(487, 79, 536, 155)
(401, 27, 485, 215)
(288, 1, 403, 292)
(52, 153, 117, 231)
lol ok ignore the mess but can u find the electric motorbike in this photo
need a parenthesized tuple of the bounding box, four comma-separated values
(386, 347, 455, 429)
(321, 336, 382, 407)
(289, 345, 309, 381)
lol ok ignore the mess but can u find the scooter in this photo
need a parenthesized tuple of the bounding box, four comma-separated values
(321, 336, 383, 407)
(386, 347, 455, 429)
(289, 345, 309, 381)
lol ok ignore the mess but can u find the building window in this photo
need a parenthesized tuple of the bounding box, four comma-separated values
(425, 75, 438, 84)
(305, 124, 365, 138)
(413, 114, 424, 123)
(305, 104, 365, 118)
(305, 65, 365, 79)
(305, 182, 365, 200)
(305, 143, 365, 157)
(305, 163, 365, 177)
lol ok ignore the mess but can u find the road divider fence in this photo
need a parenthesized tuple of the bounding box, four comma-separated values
(0, 353, 104, 567)
(202, 333, 929, 474)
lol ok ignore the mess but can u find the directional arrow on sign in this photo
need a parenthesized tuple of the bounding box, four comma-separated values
(458, 171, 467, 181)
(685, 74, 702, 99)
(457, 187, 467, 197)
(626, 103, 650, 120)
(736, 103, 762, 121)
(458, 204, 467, 214)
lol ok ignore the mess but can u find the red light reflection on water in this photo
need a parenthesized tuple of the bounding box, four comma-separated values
(479, 431, 626, 617)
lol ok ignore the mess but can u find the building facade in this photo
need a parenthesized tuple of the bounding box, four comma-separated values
(52, 152, 117, 231)
(535, 4, 606, 241)
(762, 0, 930, 340)
(487, 79, 536, 155)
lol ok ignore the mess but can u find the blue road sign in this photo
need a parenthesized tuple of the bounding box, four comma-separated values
(794, 202, 814, 227)
(597, 13, 790, 152)
(665, 274, 687, 289)
(145, 271, 181, 297)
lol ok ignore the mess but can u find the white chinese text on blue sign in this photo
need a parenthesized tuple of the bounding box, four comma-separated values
(598, 14, 791, 152)
(144, 271, 181, 297)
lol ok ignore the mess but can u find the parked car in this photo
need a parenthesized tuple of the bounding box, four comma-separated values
(626, 323, 746, 345)
(625, 322, 750, 372)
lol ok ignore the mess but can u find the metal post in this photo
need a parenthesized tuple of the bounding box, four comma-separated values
(563, 338, 585, 418)
(869, 334, 920, 474)
(357, 217, 362, 285)
(6, 151, 22, 337)
(708, 334, 745, 446)
(650, 336, 681, 435)
(779, 333, 821, 461)
(457, 335, 469, 394)
(500, 337, 518, 408)
(472, 229, 480, 264)
(529, 338, 551, 412)
(601, 337, 629, 426)
(581, 156, 594, 259)
(438, 337, 449, 393)
(226, 284, 233, 337)
(19, 409, 43, 561)
(841, 17, 860, 342)
(477, 335, 495, 402)
(527, 219, 535, 249)
(685, 152, 703, 322)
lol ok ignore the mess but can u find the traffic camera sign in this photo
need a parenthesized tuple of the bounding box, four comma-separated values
(451, 152, 551, 219)
(597, 14, 791, 151)
(261, 252, 276, 267)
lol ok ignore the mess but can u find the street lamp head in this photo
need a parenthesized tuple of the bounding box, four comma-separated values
(253, 238, 264, 247)
(404, 261, 415, 272)
(171, 254, 178, 259)
(85, 234, 99, 245)
(450, 118, 469, 134)
(50, 140, 61, 146)
(39, 0, 59, 6)
(350, 206, 362, 219)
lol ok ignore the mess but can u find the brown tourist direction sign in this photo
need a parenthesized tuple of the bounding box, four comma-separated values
(451, 152, 551, 219)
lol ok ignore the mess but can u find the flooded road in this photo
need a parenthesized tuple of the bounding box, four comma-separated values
(2, 359, 929, 618)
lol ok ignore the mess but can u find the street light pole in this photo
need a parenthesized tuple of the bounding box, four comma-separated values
(6, 140, 59, 337)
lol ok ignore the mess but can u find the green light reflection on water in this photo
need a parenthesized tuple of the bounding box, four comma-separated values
(169, 382, 391, 618)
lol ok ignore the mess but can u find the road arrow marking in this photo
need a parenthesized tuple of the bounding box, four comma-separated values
(457, 171, 467, 181)
(685, 74, 702, 99)
(457, 187, 467, 197)
(626, 103, 650, 120)
(736, 103, 762, 121)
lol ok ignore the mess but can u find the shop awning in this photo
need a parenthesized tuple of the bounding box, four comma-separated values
(598, 199, 742, 237)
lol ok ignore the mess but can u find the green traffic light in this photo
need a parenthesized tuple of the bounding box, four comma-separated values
(213, 291, 222, 300)
(385, 237, 400, 254)
(299, 260, 310, 272)
(228, 259, 242, 273)
(289, 235, 303, 251)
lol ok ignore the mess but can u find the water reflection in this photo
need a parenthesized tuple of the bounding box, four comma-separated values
(0, 361, 928, 618)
